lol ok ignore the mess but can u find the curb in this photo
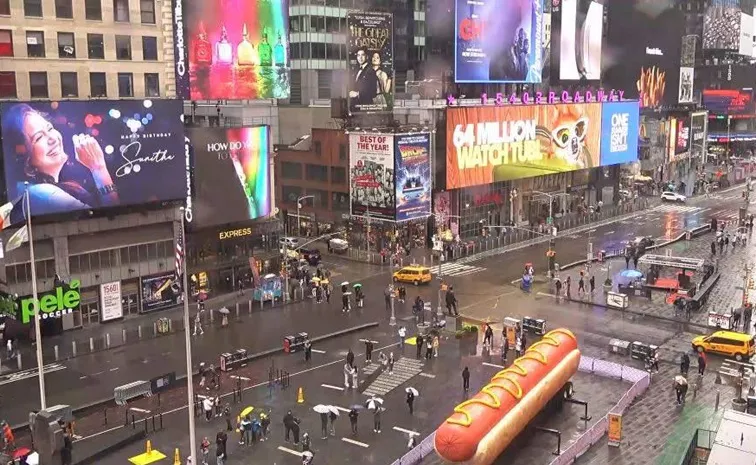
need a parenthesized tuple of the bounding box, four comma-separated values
(10, 321, 380, 432)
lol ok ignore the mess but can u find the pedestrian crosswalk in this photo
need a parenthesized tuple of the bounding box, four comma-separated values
(437, 262, 486, 277)
(362, 357, 424, 397)
(652, 204, 703, 214)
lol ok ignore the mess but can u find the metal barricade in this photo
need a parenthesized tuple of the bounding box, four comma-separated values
(114, 380, 152, 406)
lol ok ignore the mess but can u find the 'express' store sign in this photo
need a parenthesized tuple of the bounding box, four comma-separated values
(219, 227, 253, 240)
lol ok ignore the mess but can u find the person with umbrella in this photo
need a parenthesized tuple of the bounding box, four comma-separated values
(406, 387, 418, 414)
(302, 450, 314, 465)
(355, 283, 365, 308)
(323, 279, 331, 303)
(314, 279, 323, 303)
(316, 409, 329, 439)
(218, 307, 230, 328)
(348, 407, 359, 434)
(674, 375, 688, 404)
(372, 406, 383, 433)
(328, 408, 338, 436)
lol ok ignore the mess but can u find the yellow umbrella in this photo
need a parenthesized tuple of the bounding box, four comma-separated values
(321, 279, 330, 285)
(312, 277, 322, 282)
(240, 406, 254, 418)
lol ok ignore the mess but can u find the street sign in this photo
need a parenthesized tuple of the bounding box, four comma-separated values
(546, 216, 553, 225)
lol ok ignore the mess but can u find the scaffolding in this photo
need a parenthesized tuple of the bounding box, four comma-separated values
(636, 254, 705, 271)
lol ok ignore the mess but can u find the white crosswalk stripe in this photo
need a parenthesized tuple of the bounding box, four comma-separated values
(438, 262, 486, 277)
(651, 204, 703, 213)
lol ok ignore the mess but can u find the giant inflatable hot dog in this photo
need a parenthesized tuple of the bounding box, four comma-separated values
(434, 328, 580, 464)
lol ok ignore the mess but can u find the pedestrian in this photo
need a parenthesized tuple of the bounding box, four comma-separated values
(398, 285, 407, 303)
(734, 308, 742, 330)
(215, 431, 227, 465)
(446, 286, 459, 316)
(344, 362, 354, 389)
(680, 352, 690, 375)
(555, 278, 562, 297)
(5, 339, 11, 360)
(238, 416, 249, 445)
(365, 339, 374, 363)
(462, 366, 470, 391)
(675, 376, 688, 405)
(347, 348, 355, 368)
(61, 425, 73, 465)
(349, 408, 359, 435)
(283, 410, 296, 443)
(325, 284, 331, 303)
(745, 305, 753, 330)
(515, 336, 522, 358)
(328, 410, 337, 436)
(565, 276, 572, 299)
(193, 311, 204, 336)
(483, 323, 494, 347)
(373, 407, 383, 433)
(352, 364, 359, 389)
(589, 275, 595, 294)
(291, 417, 301, 444)
(711, 241, 716, 255)
(651, 350, 660, 373)
(578, 275, 585, 297)
(200, 437, 211, 464)
(304, 338, 312, 362)
(203, 396, 214, 422)
(407, 432, 417, 450)
(398, 326, 407, 351)
(632, 255, 639, 269)
(406, 390, 415, 414)
(214, 396, 222, 417)
(624, 253, 630, 269)
(698, 352, 707, 376)
(222, 405, 232, 432)
(425, 336, 433, 360)
(384, 285, 392, 311)
(301, 432, 311, 452)
(501, 336, 509, 364)
(342, 293, 350, 313)
(416, 334, 423, 359)
(388, 352, 395, 374)
(521, 332, 527, 351)
(433, 335, 440, 357)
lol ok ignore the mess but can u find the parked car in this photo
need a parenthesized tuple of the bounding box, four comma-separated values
(300, 248, 321, 265)
(279, 236, 299, 248)
(661, 191, 686, 202)
(631, 236, 655, 249)
(328, 238, 349, 252)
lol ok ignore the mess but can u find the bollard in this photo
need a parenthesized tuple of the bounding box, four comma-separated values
(138, 325, 142, 339)
(236, 302, 240, 319)
(89, 337, 94, 352)
(106, 333, 111, 348)
(122, 328, 127, 344)
(210, 309, 215, 323)
(248, 300, 252, 314)
(715, 390, 721, 411)
(168, 318, 172, 332)
(16, 352, 21, 370)
(103, 409, 108, 426)
(260, 295, 264, 309)
(153, 322, 158, 336)
(54, 345, 59, 361)
(422, 256, 426, 266)
(72, 340, 77, 357)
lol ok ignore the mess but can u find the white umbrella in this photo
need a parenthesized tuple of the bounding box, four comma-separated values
(366, 397, 384, 410)
(341, 281, 350, 286)
(26, 453, 39, 465)
(217, 307, 230, 315)
(343, 292, 353, 296)
(405, 387, 419, 397)
(303, 451, 314, 458)
(675, 375, 688, 385)
(313, 404, 330, 414)
(327, 406, 340, 416)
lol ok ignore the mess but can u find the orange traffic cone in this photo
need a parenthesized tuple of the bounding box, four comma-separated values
(146, 439, 152, 454)
(297, 387, 304, 404)
(174, 448, 181, 465)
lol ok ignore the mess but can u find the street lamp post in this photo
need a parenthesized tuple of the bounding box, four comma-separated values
(296, 195, 314, 237)
(531, 190, 570, 226)
(178, 207, 197, 465)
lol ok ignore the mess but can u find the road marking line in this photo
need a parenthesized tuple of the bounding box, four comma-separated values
(79, 376, 87, 380)
(129, 407, 150, 413)
(321, 383, 345, 391)
(393, 426, 420, 436)
(587, 229, 596, 233)
(419, 373, 436, 378)
(537, 292, 557, 298)
(342, 437, 370, 448)
(109, 367, 119, 372)
(311, 349, 327, 354)
(604, 231, 615, 235)
(482, 362, 505, 369)
(278, 446, 303, 457)
(230, 375, 251, 381)
(91, 371, 104, 376)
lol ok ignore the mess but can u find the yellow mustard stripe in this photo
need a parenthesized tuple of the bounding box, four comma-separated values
(444, 328, 575, 427)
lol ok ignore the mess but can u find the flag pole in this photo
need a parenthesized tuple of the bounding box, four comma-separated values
(179, 207, 197, 463)
(26, 185, 46, 409)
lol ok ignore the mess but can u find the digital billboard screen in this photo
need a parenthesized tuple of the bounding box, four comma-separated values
(446, 103, 601, 188)
(349, 134, 395, 220)
(0, 100, 186, 222)
(604, 1, 684, 108)
(551, 0, 603, 81)
(172, 0, 290, 100)
(455, 0, 544, 83)
(675, 116, 691, 154)
(347, 12, 394, 114)
(140, 272, 182, 313)
(690, 112, 707, 161)
(599, 101, 640, 166)
(187, 126, 271, 228)
(703, 89, 754, 114)
(394, 134, 431, 222)
(702, 3, 741, 50)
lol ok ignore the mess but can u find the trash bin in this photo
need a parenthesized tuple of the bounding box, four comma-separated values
(522, 317, 546, 335)
(630, 341, 658, 360)
(283, 333, 308, 353)
(608, 338, 631, 356)
(156, 317, 170, 334)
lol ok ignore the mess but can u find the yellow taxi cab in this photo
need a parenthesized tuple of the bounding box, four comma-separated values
(392, 266, 432, 286)
(692, 330, 756, 361)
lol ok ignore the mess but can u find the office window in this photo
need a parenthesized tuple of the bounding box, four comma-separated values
(144, 73, 160, 97)
(317, 70, 331, 99)
(85, 0, 101, 20)
(118, 72, 133, 97)
(0, 0, 9, 15)
(280, 162, 302, 180)
(55, 0, 73, 18)
(289, 70, 301, 105)
(113, 0, 129, 22)
(333, 192, 349, 211)
(60, 72, 78, 97)
(87, 34, 104, 59)
(312, 43, 325, 59)
(281, 185, 303, 202)
(90, 72, 107, 97)
(115, 35, 131, 60)
(0, 30, 12, 57)
(305, 164, 328, 183)
(140, 0, 155, 24)
(142, 36, 158, 60)
(314, 141, 321, 156)
(307, 189, 329, 208)
(0, 72, 16, 98)
(57, 32, 76, 58)
(331, 167, 347, 184)
(29, 72, 48, 99)
(24, 0, 42, 17)
(339, 143, 347, 161)
(26, 31, 45, 58)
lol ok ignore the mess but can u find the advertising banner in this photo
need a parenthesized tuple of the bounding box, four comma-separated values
(347, 12, 394, 114)
(690, 112, 707, 162)
(599, 101, 640, 166)
(455, 0, 543, 83)
(703, 3, 741, 50)
(678, 67, 695, 104)
(19, 279, 81, 324)
(349, 134, 395, 220)
(446, 103, 601, 189)
(703, 89, 754, 114)
(740, 13, 754, 56)
(681, 35, 697, 67)
(0, 100, 186, 223)
(140, 272, 182, 313)
(394, 134, 432, 222)
(186, 126, 271, 228)
(433, 191, 455, 238)
(551, 0, 603, 81)
(608, 413, 622, 447)
(99, 281, 123, 322)
(675, 116, 691, 155)
(172, 0, 290, 100)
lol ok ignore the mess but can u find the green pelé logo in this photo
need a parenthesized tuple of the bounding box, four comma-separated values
(20, 280, 81, 324)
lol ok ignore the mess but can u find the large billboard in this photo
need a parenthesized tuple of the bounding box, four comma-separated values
(678, 67, 695, 104)
(599, 101, 640, 166)
(0, 100, 186, 222)
(675, 116, 691, 155)
(446, 103, 601, 189)
(702, 3, 741, 50)
(703, 89, 754, 114)
(347, 12, 394, 114)
(690, 112, 707, 162)
(740, 12, 754, 56)
(394, 134, 432, 222)
(140, 272, 182, 313)
(455, 0, 543, 83)
(551, 0, 603, 82)
(172, 0, 290, 100)
(349, 134, 395, 220)
(187, 126, 271, 228)
(604, 1, 684, 108)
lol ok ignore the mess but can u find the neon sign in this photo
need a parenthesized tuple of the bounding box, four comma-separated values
(447, 89, 625, 106)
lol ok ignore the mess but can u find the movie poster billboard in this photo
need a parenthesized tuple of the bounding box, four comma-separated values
(446, 103, 601, 189)
(186, 126, 271, 228)
(347, 12, 394, 114)
(99, 281, 123, 322)
(551, 0, 603, 82)
(394, 134, 431, 222)
(172, 0, 290, 100)
(455, 0, 543, 83)
(599, 101, 640, 166)
(140, 272, 182, 313)
(678, 67, 695, 103)
(349, 134, 395, 220)
(690, 112, 707, 162)
(0, 100, 186, 223)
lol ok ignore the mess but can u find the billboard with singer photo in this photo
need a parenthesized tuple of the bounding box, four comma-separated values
(172, 0, 290, 100)
(347, 12, 394, 113)
(678, 67, 695, 103)
(0, 100, 186, 223)
(349, 134, 395, 220)
(599, 101, 640, 166)
(187, 126, 271, 228)
(455, 0, 544, 83)
(446, 103, 601, 189)
(551, 0, 604, 82)
(140, 272, 182, 313)
(394, 133, 432, 222)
